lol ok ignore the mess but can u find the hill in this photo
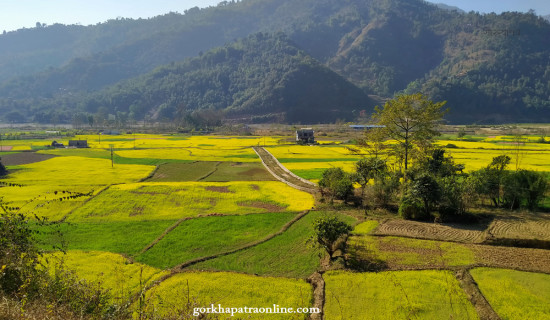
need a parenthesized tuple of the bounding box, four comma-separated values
(78, 33, 372, 124)
(0, 0, 549, 124)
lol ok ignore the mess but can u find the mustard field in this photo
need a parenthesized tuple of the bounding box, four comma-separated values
(67, 181, 313, 222)
(2, 132, 550, 319)
(324, 270, 479, 320)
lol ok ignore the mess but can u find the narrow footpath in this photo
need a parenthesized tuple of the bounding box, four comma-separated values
(253, 146, 318, 194)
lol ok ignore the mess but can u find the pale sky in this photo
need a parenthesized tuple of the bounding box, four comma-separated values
(0, 0, 221, 32)
(425, 0, 550, 15)
(1, 0, 549, 33)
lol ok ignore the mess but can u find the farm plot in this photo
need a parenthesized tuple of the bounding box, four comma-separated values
(374, 219, 486, 243)
(42, 250, 169, 304)
(486, 212, 550, 242)
(349, 226, 550, 273)
(0, 151, 56, 165)
(1, 156, 154, 220)
(265, 145, 361, 180)
(147, 161, 274, 182)
(136, 212, 296, 269)
(35, 220, 176, 255)
(71, 134, 282, 150)
(0, 184, 95, 221)
(348, 234, 476, 269)
(324, 270, 478, 320)
(144, 272, 312, 319)
(470, 268, 550, 320)
(67, 181, 314, 222)
(190, 211, 357, 278)
(2, 156, 154, 187)
(116, 147, 260, 163)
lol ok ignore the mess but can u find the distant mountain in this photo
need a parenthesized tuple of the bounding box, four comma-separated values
(0, 0, 549, 124)
(434, 3, 465, 13)
(78, 33, 373, 124)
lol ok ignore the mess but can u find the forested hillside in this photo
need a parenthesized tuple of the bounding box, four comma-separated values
(0, 0, 549, 124)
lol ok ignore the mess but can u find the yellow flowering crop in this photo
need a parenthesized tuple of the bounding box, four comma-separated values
(145, 271, 312, 319)
(68, 181, 314, 222)
(42, 250, 168, 303)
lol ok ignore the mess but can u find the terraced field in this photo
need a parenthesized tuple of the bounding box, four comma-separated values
(374, 219, 486, 243)
(487, 213, 550, 241)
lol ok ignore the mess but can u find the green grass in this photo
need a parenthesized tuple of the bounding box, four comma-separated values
(290, 169, 325, 180)
(352, 220, 379, 235)
(35, 220, 176, 255)
(136, 213, 296, 269)
(190, 211, 356, 278)
(324, 270, 479, 320)
(470, 268, 550, 320)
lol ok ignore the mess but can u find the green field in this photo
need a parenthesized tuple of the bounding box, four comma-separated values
(191, 211, 356, 278)
(470, 268, 550, 320)
(36, 220, 176, 254)
(324, 270, 479, 320)
(147, 161, 274, 182)
(136, 212, 296, 269)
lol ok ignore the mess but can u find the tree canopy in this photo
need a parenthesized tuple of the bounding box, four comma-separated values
(372, 93, 447, 172)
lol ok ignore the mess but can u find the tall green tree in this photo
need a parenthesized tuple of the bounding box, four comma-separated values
(308, 216, 352, 260)
(372, 93, 447, 174)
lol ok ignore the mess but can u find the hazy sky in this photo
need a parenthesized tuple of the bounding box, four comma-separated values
(425, 0, 550, 15)
(0, 0, 221, 32)
(1, 0, 549, 32)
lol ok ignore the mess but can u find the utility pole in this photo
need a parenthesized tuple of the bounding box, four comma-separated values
(110, 144, 114, 168)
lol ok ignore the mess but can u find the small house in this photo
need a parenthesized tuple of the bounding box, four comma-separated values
(51, 141, 64, 148)
(68, 140, 88, 148)
(296, 128, 315, 144)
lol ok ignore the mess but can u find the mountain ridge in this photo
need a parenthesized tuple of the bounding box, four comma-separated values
(0, 0, 549, 124)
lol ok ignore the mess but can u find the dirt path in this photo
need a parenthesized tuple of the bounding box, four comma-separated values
(253, 146, 317, 194)
(455, 269, 501, 320)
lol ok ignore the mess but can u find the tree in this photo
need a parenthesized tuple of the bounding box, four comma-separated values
(318, 167, 353, 204)
(409, 174, 441, 218)
(0, 158, 7, 177)
(309, 216, 352, 260)
(371, 93, 447, 174)
(355, 157, 387, 197)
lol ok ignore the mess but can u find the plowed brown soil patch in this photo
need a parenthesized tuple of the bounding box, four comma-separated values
(375, 219, 486, 243)
(205, 186, 234, 193)
(472, 244, 550, 273)
(1, 152, 55, 165)
(487, 214, 550, 241)
(237, 201, 286, 212)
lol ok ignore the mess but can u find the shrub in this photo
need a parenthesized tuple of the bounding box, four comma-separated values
(319, 167, 354, 204)
(398, 196, 428, 220)
(502, 170, 548, 210)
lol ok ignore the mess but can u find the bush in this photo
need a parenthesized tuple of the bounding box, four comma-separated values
(439, 176, 467, 218)
(398, 196, 428, 220)
(319, 167, 353, 204)
(502, 170, 548, 210)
